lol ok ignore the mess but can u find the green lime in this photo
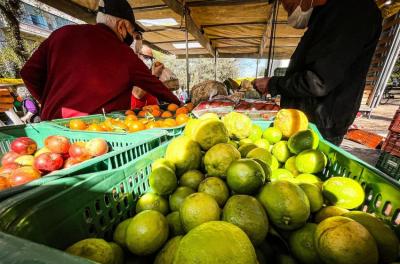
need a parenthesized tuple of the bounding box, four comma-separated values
(263, 127, 283, 144)
(169, 186, 195, 211)
(227, 159, 266, 195)
(272, 141, 292, 163)
(249, 124, 263, 142)
(238, 143, 258, 158)
(198, 177, 229, 207)
(288, 129, 319, 154)
(149, 166, 177, 195)
(136, 193, 169, 215)
(322, 177, 365, 209)
(295, 149, 327, 174)
(254, 138, 271, 150)
(179, 170, 205, 190)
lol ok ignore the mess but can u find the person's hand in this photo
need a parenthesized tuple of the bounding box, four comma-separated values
(252, 77, 271, 95)
(152, 61, 164, 78)
(20, 112, 34, 123)
(0, 88, 14, 112)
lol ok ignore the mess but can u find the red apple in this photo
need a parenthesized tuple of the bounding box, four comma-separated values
(34, 153, 64, 173)
(0, 176, 11, 190)
(1, 152, 21, 167)
(9, 166, 41, 187)
(85, 138, 109, 157)
(63, 157, 81, 169)
(10, 137, 37, 155)
(45, 136, 71, 154)
(69, 142, 89, 159)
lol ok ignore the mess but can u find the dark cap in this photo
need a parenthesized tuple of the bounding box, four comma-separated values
(98, 0, 144, 32)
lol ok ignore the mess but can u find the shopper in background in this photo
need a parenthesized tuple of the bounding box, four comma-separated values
(253, 0, 382, 146)
(20, 0, 179, 120)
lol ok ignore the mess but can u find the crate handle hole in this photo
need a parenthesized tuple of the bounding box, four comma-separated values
(84, 207, 92, 223)
(104, 194, 111, 207)
(88, 224, 96, 234)
(392, 209, 400, 226)
(374, 194, 382, 209)
(99, 216, 106, 227)
(123, 196, 129, 208)
(112, 188, 118, 201)
(116, 203, 122, 214)
(129, 177, 133, 188)
(120, 183, 125, 193)
(362, 205, 369, 212)
(108, 209, 114, 220)
(383, 202, 393, 217)
(95, 199, 102, 214)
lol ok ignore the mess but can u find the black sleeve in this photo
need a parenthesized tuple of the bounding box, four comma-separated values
(269, 3, 379, 98)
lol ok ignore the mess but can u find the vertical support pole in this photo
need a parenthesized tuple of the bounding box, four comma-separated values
(214, 49, 218, 81)
(185, 8, 190, 100)
(256, 58, 259, 78)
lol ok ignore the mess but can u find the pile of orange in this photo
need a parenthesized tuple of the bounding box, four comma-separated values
(68, 103, 194, 133)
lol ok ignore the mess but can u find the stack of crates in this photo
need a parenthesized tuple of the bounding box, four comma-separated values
(377, 107, 400, 179)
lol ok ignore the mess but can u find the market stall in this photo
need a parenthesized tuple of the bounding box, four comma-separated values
(0, 0, 399, 263)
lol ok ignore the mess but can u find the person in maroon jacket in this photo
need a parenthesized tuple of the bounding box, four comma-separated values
(20, 0, 180, 120)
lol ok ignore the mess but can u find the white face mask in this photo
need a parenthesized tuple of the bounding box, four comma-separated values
(132, 39, 143, 54)
(287, 0, 314, 29)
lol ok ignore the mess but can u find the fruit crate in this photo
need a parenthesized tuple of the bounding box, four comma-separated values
(382, 131, 400, 157)
(389, 108, 400, 133)
(376, 152, 400, 180)
(44, 113, 185, 139)
(0, 123, 169, 201)
(0, 121, 400, 263)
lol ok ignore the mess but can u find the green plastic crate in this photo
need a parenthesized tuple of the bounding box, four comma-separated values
(0, 123, 169, 201)
(376, 152, 400, 180)
(1, 121, 400, 263)
(44, 113, 186, 139)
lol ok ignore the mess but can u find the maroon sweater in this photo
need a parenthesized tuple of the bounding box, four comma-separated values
(21, 24, 180, 120)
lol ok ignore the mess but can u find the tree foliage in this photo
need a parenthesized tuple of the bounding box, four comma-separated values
(154, 51, 240, 89)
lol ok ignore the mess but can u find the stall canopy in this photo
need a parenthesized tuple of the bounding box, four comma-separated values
(35, 0, 305, 59)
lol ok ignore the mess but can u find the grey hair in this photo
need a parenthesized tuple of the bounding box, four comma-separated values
(96, 12, 121, 28)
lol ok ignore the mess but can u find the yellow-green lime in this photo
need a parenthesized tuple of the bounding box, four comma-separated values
(198, 177, 229, 207)
(299, 183, 323, 213)
(183, 118, 200, 138)
(179, 170, 204, 190)
(270, 156, 280, 171)
(239, 138, 253, 146)
(295, 149, 327, 174)
(254, 138, 270, 150)
(344, 211, 399, 263)
(165, 136, 202, 176)
(66, 238, 114, 264)
(136, 193, 169, 215)
(314, 216, 378, 264)
(295, 174, 323, 189)
(222, 112, 253, 140)
(246, 147, 273, 166)
(288, 129, 319, 154)
(108, 242, 124, 264)
(113, 218, 131, 247)
(314, 206, 349, 223)
(238, 143, 258, 158)
(284, 156, 299, 176)
(257, 181, 310, 230)
(126, 210, 169, 256)
(152, 158, 175, 172)
(322, 177, 365, 209)
(154, 236, 182, 264)
(289, 223, 321, 264)
(173, 221, 258, 264)
(204, 143, 241, 178)
(249, 124, 263, 142)
(166, 211, 185, 236)
(222, 195, 269, 246)
(169, 186, 195, 211)
(263, 127, 282, 144)
(149, 166, 177, 195)
(272, 141, 292, 163)
(192, 119, 229, 150)
(252, 158, 272, 182)
(180, 192, 221, 232)
(271, 169, 296, 183)
(227, 159, 266, 194)
(227, 140, 239, 149)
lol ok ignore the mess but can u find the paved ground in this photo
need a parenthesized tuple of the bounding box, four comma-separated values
(340, 100, 399, 166)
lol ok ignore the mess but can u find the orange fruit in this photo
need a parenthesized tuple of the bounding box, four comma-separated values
(129, 121, 146, 132)
(139, 119, 149, 124)
(155, 121, 164, 127)
(113, 121, 128, 130)
(176, 114, 189, 125)
(176, 107, 189, 116)
(99, 122, 111, 131)
(69, 119, 87, 130)
(161, 111, 173, 118)
(167, 104, 179, 112)
(185, 103, 194, 112)
(138, 111, 148, 118)
(86, 123, 104, 131)
(125, 110, 135, 116)
(164, 118, 177, 127)
(146, 121, 158, 129)
(125, 115, 138, 122)
(143, 105, 160, 112)
(152, 109, 162, 117)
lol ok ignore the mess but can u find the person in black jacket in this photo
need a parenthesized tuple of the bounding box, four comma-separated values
(253, 0, 382, 145)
